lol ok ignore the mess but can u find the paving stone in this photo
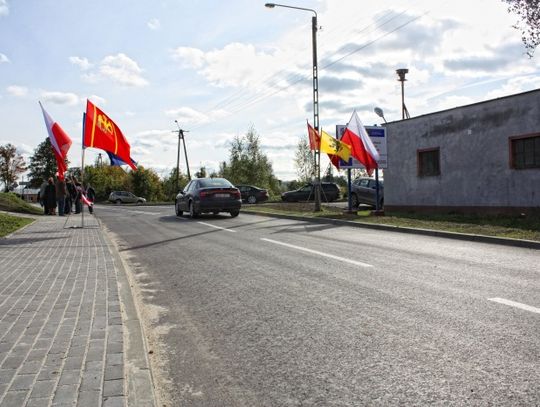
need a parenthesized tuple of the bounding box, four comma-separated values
(10, 374, 35, 391)
(29, 379, 56, 399)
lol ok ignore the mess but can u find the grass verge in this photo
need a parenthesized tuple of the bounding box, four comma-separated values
(0, 192, 40, 237)
(246, 202, 540, 242)
(0, 212, 34, 237)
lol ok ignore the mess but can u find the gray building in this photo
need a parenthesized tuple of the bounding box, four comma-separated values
(384, 88, 540, 215)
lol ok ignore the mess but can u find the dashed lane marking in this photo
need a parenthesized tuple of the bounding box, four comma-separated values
(488, 298, 540, 314)
(261, 238, 373, 268)
(198, 222, 237, 232)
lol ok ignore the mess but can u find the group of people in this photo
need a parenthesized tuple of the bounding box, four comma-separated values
(38, 176, 95, 216)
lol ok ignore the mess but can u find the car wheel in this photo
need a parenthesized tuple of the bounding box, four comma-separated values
(175, 201, 183, 217)
(350, 193, 359, 208)
(189, 201, 198, 219)
(137, 200, 143, 205)
(230, 210, 240, 218)
(247, 195, 257, 204)
(115, 199, 122, 205)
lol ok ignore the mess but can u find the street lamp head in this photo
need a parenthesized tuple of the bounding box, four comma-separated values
(396, 68, 408, 82)
(265, 3, 276, 8)
(374, 106, 387, 123)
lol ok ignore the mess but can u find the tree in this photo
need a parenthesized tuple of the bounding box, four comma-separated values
(294, 137, 315, 183)
(162, 168, 189, 201)
(27, 138, 65, 187)
(504, 0, 540, 57)
(130, 166, 164, 202)
(0, 144, 26, 192)
(194, 166, 207, 178)
(219, 126, 280, 196)
(84, 164, 131, 201)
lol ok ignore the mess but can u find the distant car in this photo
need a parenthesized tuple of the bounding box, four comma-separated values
(350, 177, 384, 208)
(236, 185, 269, 204)
(175, 177, 242, 218)
(281, 182, 340, 202)
(108, 191, 146, 204)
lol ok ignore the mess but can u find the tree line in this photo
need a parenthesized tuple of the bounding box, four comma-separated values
(2, 126, 344, 201)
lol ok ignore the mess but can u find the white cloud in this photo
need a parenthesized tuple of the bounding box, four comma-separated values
(171, 43, 280, 89)
(69, 56, 92, 70)
(147, 18, 160, 30)
(40, 91, 80, 105)
(0, 53, 9, 63)
(99, 53, 148, 87)
(171, 47, 205, 69)
(164, 106, 228, 125)
(0, 0, 8, 16)
(7, 85, 28, 97)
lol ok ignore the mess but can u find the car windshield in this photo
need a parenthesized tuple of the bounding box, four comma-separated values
(199, 178, 233, 188)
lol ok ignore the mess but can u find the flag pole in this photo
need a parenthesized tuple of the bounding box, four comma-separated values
(81, 112, 86, 229)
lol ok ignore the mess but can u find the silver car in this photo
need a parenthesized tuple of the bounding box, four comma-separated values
(108, 191, 146, 204)
(350, 178, 383, 208)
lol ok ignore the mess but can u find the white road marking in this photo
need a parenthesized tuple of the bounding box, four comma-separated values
(198, 222, 236, 233)
(261, 238, 373, 268)
(488, 298, 540, 314)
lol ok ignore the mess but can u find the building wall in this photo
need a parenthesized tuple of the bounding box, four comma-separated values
(384, 89, 540, 214)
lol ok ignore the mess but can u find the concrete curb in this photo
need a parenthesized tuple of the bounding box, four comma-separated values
(99, 220, 158, 407)
(242, 209, 540, 250)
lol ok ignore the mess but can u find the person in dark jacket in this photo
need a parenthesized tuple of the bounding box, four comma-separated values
(65, 179, 75, 214)
(55, 176, 66, 216)
(73, 177, 82, 214)
(43, 177, 57, 215)
(85, 183, 96, 214)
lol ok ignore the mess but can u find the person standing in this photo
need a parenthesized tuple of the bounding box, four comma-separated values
(73, 177, 82, 214)
(85, 183, 96, 214)
(38, 179, 48, 215)
(55, 176, 66, 216)
(65, 179, 75, 214)
(43, 177, 57, 215)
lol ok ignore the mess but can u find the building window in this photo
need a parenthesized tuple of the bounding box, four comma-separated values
(417, 148, 440, 177)
(511, 134, 540, 169)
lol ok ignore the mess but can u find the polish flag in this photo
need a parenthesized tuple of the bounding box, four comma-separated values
(39, 102, 72, 179)
(80, 192, 93, 207)
(341, 110, 379, 175)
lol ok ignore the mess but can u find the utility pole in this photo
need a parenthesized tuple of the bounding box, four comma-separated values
(173, 120, 191, 192)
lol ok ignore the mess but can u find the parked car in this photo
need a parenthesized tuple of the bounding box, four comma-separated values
(281, 182, 340, 202)
(108, 191, 146, 204)
(175, 177, 242, 218)
(236, 185, 269, 204)
(350, 177, 384, 208)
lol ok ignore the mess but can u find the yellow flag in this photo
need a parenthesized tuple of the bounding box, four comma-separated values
(319, 130, 351, 161)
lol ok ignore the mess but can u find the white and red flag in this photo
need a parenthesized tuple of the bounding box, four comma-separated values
(341, 110, 379, 175)
(39, 102, 72, 179)
(80, 192, 93, 207)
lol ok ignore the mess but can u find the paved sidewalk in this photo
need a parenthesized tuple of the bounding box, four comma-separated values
(0, 213, 155, 407)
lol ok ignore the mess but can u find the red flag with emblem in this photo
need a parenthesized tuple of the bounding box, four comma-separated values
(307, 121, 320, 150)
(83, 99, 137, 170)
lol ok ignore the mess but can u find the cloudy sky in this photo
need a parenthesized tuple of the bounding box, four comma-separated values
(1, 0, 539, 180)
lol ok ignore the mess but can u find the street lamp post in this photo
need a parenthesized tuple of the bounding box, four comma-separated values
(396, 68, 410, 120)
(265, 2, 321, 211)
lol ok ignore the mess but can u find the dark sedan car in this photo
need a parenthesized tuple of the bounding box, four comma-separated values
(175, 178, 242, 218)
(236, 185, 269, 204)
(281, 182, 340, 202)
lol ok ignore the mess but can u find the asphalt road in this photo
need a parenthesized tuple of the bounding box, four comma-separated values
(96, 204, 539, 406)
